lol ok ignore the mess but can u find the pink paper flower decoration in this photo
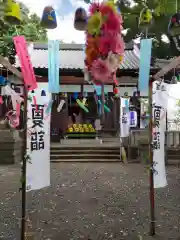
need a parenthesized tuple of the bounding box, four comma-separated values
(103, 12, 123, 34)
(106, 52, 121, 72)
(90, 58, 111, 83)
(99, 33, 125, 55)
(113, 34, 125, 54)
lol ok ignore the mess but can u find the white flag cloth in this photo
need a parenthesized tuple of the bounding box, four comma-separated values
(26, 83, 51, 191)
(152, 82, 169, 188)
(120, 98, 130, 137)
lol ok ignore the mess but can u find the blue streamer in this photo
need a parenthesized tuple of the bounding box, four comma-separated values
(45, 100, 53, 114)
(94, 84, 102, 96)
(73, 92, 78, 99)
(124, 99, 129, 111)
(48, 40, 60, 93)
(138, 39, 152, 96)
(98, 100, 102, 115)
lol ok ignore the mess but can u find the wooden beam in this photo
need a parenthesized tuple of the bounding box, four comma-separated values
(153, 56, 180, 80)
(0, 56, 23, 80)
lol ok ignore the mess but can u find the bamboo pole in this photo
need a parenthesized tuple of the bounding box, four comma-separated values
(21, 87, 28, 240)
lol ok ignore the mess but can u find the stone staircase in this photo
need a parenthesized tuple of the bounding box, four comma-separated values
(166, 149, 180, 165)
(50, 139, 121, 162)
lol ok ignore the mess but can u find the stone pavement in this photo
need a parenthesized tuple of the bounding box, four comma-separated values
(0, 163, 180, 240)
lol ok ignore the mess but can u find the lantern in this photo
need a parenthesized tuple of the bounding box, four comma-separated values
(139, 8, 153, 29)
(41, 6, 57, 29)
(74, 7, 87, 31)
(4, 0, 21, 25)
(168, 13, 180, 52)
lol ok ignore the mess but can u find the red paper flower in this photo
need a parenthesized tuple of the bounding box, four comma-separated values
(113, 87, 119, 95)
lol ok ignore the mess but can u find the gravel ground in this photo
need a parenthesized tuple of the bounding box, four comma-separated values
(0, 163, 180, 240)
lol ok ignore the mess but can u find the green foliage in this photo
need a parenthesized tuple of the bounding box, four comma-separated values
(0, 1, 47, 63)
(117, 0, 179, 59)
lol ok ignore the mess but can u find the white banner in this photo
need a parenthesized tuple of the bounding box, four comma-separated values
(152, 82, 168, 188)
(26, 83, 51, 191)
(120, 98, 130, 137)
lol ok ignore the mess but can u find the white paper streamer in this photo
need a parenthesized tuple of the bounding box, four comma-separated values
(120, 98, 130, 137)
(2, 85, 23, 110)
(82, 98, 87, 105)
(57, 99, 65, 112)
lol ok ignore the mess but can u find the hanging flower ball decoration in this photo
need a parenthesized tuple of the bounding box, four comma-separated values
(84, 0, 125, 84)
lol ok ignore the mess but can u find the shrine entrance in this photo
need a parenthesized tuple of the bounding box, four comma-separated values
(50, 91, 118, 142)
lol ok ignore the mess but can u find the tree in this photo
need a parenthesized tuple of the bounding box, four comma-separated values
(117, 0, 179, 59)
(0, 1, 47, 63)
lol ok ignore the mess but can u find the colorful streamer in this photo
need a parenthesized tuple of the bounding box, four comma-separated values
(76, 99, 89, 112)
(45, 100, 53, 115)
(97, 100, 110, 112)
(48, 40, 60, 93)
(73, 92, 78, 99)
(7, 102, 21, 128)
(138, 39, 152, 96)
(13, 36, 37, 90)
(0, 96, 3, 104)
(94, 84, 102, 96)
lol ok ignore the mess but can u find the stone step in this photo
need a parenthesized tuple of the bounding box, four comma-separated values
(51, 145, 120, 150)
(50, 154, 120, 160)
(50, 149, 120, 153)
(51, 158, 121, 162)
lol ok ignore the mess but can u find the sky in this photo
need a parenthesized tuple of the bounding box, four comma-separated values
(20, 0, 89, 43)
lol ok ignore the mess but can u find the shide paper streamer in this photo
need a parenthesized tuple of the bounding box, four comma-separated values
(57, 99, 65, 112)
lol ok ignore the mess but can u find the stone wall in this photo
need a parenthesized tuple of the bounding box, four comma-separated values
(0, 126, 23, 164)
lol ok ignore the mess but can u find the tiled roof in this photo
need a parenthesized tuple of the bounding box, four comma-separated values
(15, 42, 140, 70)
